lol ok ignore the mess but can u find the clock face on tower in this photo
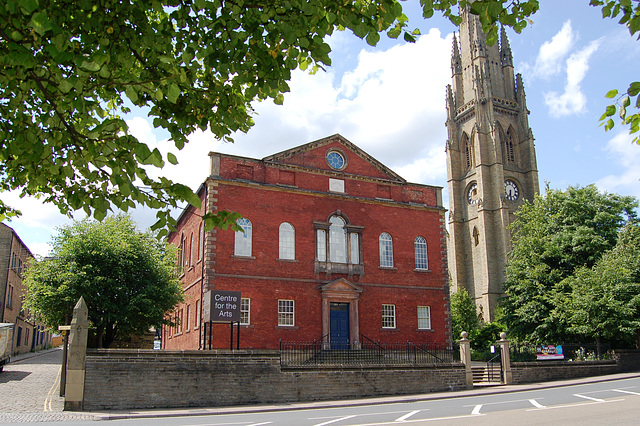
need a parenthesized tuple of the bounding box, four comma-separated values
(467, 182, 479, 205)
(504, 179, 519, 201)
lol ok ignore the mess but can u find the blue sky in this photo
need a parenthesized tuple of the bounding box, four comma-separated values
(5, 0, 640, 257)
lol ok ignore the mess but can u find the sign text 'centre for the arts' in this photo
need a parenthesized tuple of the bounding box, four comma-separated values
(203, 290, 241, 323)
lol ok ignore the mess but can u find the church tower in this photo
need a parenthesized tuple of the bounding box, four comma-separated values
(446, 8, 539, 322)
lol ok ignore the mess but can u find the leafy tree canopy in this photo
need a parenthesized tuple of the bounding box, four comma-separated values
(1, 0, 637, 235)
(564, 223, 640, 349)
(450, 287, 480, 342)
(502, 184, 638, 343)
(23, 214, 183, 348)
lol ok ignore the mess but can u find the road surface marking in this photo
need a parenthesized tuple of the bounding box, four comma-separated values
(527, 399, 624, 412)
(573, 394, 606, 402)
(44, 365, 62, 412)
(247, 423, 273, 426)
(471, 405, 483, 415)
(528, 399, 546, 408)
(613, 389, 640, 396)
(314, 415, 357, 426)
(395, 410, 420, 422)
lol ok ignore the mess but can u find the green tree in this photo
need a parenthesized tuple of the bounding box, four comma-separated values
(564, 223, 640, 353)
(24, 215, 183, 348)
(502, 185, 638, 343)
(450, 287, 480, 342)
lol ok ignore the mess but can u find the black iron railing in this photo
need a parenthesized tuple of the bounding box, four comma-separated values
(280, 334, 454, 367)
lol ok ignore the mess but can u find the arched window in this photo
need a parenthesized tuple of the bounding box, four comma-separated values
(234, 218, 252, 257)
(329, 216, 347, 263)
(414, 236, 428, 270)
(462, 133, 473, 169)
(379, 232, 394, 267)
(279, 222, 295, 260)
(505, 127, 516, 163)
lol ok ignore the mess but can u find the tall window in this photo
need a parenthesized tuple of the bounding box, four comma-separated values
(198, 222, 204, 261)
(329, 216, 347, 263)
(350, 233, 360, 264)
(234, 218, 252, 257)
(6, 285, 13, 308)
(278, 300, 294, 326)
(185, 305, 191, 331)
(414, 236, 428, 270)
(379, 233, 394, 267)
(316, 229, 327, 261)
(189, 233, 194, 266)
(382, 304, 396, 329)
(463, 133, 473, 169)
(241, 298, 251, 325)
(417, 306, 431, 329)
(279, 222, 295, 260)
(179, 235, 185, 271)
(505, 127, 516, 163)
(195, 300, 201, 329)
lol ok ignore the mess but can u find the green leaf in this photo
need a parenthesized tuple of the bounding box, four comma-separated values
(605, 89, 619, 98)
(167, 83, 180, 104)
(167, 152, 178, 165)
(125, 86, 139, 104)
(29, 12, 52, 36)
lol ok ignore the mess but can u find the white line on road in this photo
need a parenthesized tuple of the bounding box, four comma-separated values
(573, 394, 606, 402)
(44, 365, 62, 412)
(247, 422, 273, 426)
(613, 389, 640, 396)
(527, 399, 624, 412)
(314, 415, 357, 426)
(471, 405, 483, 415)
(395, 410, 420, 422)
(528, 399, 546, 408)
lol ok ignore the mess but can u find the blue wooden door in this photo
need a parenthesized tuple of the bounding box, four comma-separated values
(330, 303, 350, 350)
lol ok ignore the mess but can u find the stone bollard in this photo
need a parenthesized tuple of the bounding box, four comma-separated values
(458, 331, 473, 389)
(64, 297, 89, 411)
(498, 332, 513, 385)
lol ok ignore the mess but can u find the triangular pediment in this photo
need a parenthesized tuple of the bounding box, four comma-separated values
(320, 278, 363, 294)
(263, 134, 406, 183)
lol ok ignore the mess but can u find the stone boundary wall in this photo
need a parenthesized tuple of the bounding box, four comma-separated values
(511, 360, 619, 384)
(82, 349, 467, 411)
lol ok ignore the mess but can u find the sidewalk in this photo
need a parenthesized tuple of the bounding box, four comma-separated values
(89, 371, 640, 421)
(7, 347, 63, 365)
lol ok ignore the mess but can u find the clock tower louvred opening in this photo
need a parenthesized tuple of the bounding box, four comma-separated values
(445, 7, 540, 322)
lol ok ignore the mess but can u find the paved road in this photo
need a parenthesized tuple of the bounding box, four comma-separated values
(0, 348, 96, 423)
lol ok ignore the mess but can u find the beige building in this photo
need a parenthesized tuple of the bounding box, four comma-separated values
(445, 8, 539, 322)
(0, 223, 51, 355)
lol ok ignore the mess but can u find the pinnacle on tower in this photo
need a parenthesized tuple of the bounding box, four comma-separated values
(500, 26, 513, 67)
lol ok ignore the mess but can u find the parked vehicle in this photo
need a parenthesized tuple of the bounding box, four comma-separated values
(0, 323, 14, 372)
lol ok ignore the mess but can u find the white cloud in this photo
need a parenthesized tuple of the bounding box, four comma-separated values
(533, 20, 575, 78)
(597, 131, 640, 199)
(544, 39, 600, 116)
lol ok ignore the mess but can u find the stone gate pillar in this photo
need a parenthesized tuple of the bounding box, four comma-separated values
(64, 297, 89, 411)
(458, 331, 473, 389)
(498, 332, 513, 385)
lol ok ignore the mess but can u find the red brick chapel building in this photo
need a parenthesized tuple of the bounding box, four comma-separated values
(163, 134, 450, 350)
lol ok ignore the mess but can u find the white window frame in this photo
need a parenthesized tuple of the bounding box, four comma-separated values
(185, 305, 191, 331)
(417, 306, 431, 330)
(379, 232, 394, 268)
(414, 236, 428, 270)
(278, 222, 295, 260)
(241, 298, 251, 325)
(382, 304, 396, 329)
(278, 299, 295, 326)
(316, 229, 327, 261)
(234, 218, 252, 257)
(329, 216, 347, 263)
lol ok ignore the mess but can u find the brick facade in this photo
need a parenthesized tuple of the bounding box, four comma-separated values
(0, 223, 51, 355)
(164, 134, 450, 350)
